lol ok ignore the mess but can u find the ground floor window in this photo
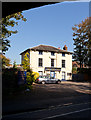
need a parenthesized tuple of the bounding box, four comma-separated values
(38, 71, 43, 76)
(67, 73, 72, 76)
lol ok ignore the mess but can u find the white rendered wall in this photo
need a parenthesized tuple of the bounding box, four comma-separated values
(21, 50, 72, 80)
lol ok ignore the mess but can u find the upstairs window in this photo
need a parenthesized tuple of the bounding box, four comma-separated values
(51, 52, 55, 56)
(51, 59, 54, 67)
(39, 51, 43, 55)
(62, 53, 65, 57)
(38, 58, 43, 67)
(62, 60, 65, 68)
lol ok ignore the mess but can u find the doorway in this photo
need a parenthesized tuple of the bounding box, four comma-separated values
(50, 71, 55, 79)
(62, 71, 65, 80)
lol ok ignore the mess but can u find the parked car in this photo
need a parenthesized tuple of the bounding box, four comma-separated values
(35, 75, 61, 84)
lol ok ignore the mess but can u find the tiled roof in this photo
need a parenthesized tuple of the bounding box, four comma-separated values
(31, 45, 59, 52)
(20, 44, 73, 55)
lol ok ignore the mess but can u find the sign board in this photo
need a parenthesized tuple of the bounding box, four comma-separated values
(45, 67, 61, 71)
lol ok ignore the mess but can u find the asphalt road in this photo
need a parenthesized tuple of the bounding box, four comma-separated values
(2, 81, 91, 119)
(45, 109, 91, 120)
(2, 101, 91, 120)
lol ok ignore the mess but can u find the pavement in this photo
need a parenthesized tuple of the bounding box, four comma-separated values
(2, 81, 91, 118)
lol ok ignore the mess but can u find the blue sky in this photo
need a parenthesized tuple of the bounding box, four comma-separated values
(5, 1, 89, 64)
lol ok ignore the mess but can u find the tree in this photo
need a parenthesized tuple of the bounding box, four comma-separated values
(13, 60, 17, 68)
(72, 67, 77, 74)
(22, 52, 30, 71)
(0, 53, 10, 68)
(32, 72, 39, 81)
(0, 12, 26, 54)
(72, 17, 91, 68)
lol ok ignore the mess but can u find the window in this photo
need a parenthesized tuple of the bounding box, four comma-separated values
(38, 58, 43, 67)
(39, 51, 43, 55)
(51, 59, 54, 67)
(67, 73, 71, 76)
(62, 53, 65, 57)
(51, 52, 55, 56)
(62, 60, 65, 68)
(38, 71, 43, 76)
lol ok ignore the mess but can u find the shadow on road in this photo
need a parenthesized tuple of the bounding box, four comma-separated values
(2, 82, 91, 116)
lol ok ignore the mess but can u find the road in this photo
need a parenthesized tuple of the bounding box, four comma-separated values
(2, 81, 91, 119)
(2, 101, 91, 119)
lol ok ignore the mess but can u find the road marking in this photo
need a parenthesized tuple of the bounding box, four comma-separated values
(63, 103, 72, 106)
(3, 102, 91, 118)
(40, 108, 91, 120)
(48, 101, 91, 110)
(62, 101, 91, 107)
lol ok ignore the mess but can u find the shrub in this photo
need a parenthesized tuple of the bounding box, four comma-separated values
(72, 67, 77, 74)
(2, 68, 18, 95)
(25, 69, 35, 90)
(32, 72, 39, 82)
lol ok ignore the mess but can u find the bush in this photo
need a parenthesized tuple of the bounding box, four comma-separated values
(32, 72, 39, 82)
(2, 68, 18, 95)
(77, 68, 91, 74)
(25, 69, 35, 90)
(72, 67, 77, 74)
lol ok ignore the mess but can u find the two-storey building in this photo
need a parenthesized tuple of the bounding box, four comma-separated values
(20, 44, 73, 80)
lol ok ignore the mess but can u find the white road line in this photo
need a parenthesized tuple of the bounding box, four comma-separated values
(63, 103, 72, 106)
(3, 102, 91, 118)
(62, 101, 91, 108)
(40, 108, 91, 120)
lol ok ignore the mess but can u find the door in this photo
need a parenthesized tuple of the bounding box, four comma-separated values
(50, 71, 55, 83)
(62, 71, 65, 80)
(50, 71, 55, 79)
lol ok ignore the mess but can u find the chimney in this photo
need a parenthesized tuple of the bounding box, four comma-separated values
(58, 47, 60, 49)
(63, 45, 67, 50)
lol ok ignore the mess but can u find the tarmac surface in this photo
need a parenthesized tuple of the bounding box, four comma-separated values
(2, 81, 91, 119)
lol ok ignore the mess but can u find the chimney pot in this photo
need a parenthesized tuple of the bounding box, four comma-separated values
(58, 47, 60, 49)
(63, 45, 67, 50)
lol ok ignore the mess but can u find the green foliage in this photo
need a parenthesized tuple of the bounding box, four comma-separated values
(72, 67, 77, 74)
(72, 17, 91, 68)
(2, 68, 18, 95)
(25, 69, 35, 90)
(32, 72, 39, 82)
(0, 54, 10, 68)
(22, 52, 30, 70)
(77, 68, 91, 74)
(13, 60, 17, 68)
(0, 12, 27, 54)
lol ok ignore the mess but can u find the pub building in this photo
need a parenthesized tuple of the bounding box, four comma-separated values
(20, 44, 73, 80)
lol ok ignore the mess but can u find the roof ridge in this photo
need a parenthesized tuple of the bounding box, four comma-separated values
(20, 44, 73, 55)
(30, 44, 58, 49)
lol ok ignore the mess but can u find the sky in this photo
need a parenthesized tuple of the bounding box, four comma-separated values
(5, 1, 89, 64)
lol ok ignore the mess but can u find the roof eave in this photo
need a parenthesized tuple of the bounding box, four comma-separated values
(20, 48, 30, 55)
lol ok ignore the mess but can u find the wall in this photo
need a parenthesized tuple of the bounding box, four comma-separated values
(30, 50, 72, 80)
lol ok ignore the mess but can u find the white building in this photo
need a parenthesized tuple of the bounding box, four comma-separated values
(20, 44, 73, 80)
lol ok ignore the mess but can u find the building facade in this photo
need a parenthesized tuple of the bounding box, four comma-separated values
(20, 45, 73, 80)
